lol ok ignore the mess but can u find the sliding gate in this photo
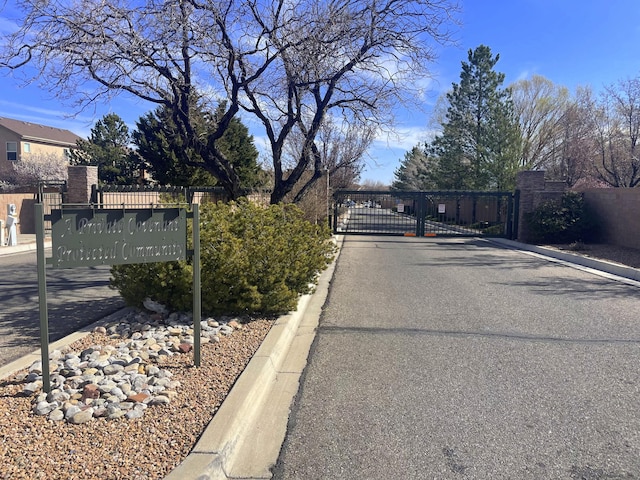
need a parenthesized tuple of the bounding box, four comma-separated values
(333, 190, 517, 239)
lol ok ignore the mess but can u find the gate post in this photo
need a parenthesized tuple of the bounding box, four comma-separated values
(67, 166, 98, 204)
(415, 194, 426, 237)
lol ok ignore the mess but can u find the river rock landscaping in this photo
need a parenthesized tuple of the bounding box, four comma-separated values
(0, 304, 275, 479)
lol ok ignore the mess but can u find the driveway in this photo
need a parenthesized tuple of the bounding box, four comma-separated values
(273, 236, 640, 479)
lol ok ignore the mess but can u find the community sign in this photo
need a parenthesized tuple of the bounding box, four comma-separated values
(50, 208, 187, 268)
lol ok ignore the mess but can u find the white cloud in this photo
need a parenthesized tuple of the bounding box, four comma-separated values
(373, 123, 439, 152)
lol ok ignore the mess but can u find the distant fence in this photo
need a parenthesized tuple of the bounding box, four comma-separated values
(91, 185, 230, 207)
(0, 190, 36, 235)
(516, 171, 640, 250)
(91, 185, 271, 208)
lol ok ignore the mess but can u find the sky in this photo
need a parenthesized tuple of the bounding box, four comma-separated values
(1, 0, 640, 186)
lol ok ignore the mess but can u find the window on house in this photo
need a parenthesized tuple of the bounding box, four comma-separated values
(23, 143, 30, 153)
(6, 142, 17, 161)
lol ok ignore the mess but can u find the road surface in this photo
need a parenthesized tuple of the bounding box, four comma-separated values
(0, 249, 123, 366)
(274, 236, 640, 479)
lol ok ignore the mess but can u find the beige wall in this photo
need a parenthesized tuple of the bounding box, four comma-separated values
(22, 142, 70, 158)
(0, 192, 37, 235)
(582, 188, 640, 250)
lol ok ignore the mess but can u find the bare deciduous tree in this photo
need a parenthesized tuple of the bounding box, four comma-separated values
(511, 75, 570, 171)
(554, 86, 599, 186)
(1, 0, 458, 203)
(285, 118, 373, 202)
(593, 78, 640, 187)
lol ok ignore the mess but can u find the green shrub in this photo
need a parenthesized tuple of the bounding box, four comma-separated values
(110, 200, 335, 315)
(524, 191, 597, 244)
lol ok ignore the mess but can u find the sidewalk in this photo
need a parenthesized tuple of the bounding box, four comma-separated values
(0, 233, 51, 255)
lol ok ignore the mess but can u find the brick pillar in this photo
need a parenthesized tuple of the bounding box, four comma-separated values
(515, 171, 545, 243)
(66, 166, 98, 204)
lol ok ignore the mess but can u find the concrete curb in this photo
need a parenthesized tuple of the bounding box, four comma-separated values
(487, 238, 640, 283)
(164, 236, 343, 480)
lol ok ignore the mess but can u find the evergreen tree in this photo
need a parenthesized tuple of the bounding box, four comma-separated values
(427, 45, 521, 190)
(391, 145, 435, 191)
(133, 101, 263, 189)
(69, 113, 142, 185)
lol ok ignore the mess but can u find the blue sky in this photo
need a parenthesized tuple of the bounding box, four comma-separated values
(1, 0, 640, 186)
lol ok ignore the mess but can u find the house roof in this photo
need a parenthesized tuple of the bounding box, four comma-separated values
(0, 116, 81, 147)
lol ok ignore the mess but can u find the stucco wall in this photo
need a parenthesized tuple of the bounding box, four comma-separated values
(0, 192, 37, 235)
(582, 188, 640, 250)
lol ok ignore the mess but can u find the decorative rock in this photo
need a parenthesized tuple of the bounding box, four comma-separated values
(47, 390, 70, 403)
(107, 409, 126, 420)
(93, 407, 107, 418)
(48, 408, 65, 422)
(23, 381, 42, 396)
(143, 298, 167, 315)
(110, 387, 125, 398)
(127, 393, 150, 404)
(125, 408, 145, 419)
(34, 401, 57, 416)
(69, 407, 94, 425)
(82, 384, 101, 400)
(65, 405, 82, 420)
(103, 364, 124, 375)
(150, 395, 170, 406)
(23, 307, 238, 423)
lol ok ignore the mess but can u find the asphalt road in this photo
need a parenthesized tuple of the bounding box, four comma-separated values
(273, 236, 640, 479)
(0, 249, 124, 366)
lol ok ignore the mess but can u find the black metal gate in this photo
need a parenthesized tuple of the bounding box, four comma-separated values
(333, 190, 517, 239)
(37, 180, 67, 232)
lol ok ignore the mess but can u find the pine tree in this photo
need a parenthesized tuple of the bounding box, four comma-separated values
(133, 101, 262, 189)
(69, 113, 142, 185)
(428, 45, 521, 190)
(391, 146, 435, 191)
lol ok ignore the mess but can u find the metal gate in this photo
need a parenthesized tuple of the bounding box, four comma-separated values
(333, 190, 517, 239)
(37, 180, 67, 232)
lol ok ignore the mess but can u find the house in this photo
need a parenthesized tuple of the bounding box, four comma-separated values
(0, 116, 82, 181)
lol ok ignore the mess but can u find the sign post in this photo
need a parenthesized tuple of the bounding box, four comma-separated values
(35, 204, 51, 393)
(192, 204, 201, 367)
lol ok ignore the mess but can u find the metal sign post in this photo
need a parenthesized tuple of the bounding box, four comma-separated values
(192, 204, 201, 367)
(35, 204, 51, 393)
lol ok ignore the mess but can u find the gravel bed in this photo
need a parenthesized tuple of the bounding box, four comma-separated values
(0, 316, 274, 480)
